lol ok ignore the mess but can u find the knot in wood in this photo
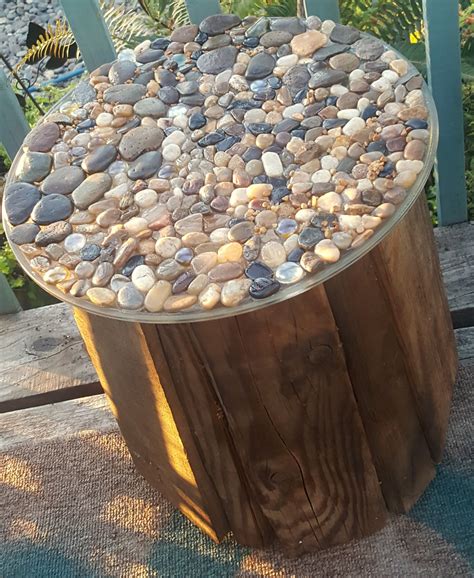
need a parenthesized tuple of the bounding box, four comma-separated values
(307, 345, 333, 366)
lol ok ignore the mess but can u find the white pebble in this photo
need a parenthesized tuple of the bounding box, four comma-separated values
(342, 117, 366, 136)
(261, 152, 283, 177)
(135, 188, 158, 208)
(162, 144, 181, 162)
(132, 265, 156, 292)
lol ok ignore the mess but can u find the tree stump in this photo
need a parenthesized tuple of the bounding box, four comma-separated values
(74, 196, 457, 555)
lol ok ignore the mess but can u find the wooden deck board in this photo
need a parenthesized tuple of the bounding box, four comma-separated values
(0, 304, 100, 412)
(0, 223, 472, 412)
(0, 395, 114, 451)
(434, 222, 474, 327)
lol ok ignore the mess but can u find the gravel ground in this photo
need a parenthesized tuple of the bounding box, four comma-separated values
(0, 0, 69, 80)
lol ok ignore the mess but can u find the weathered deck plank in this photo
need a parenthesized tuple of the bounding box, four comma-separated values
(0, 223, 472, 412)
(0, 304, 100, 412)
(0, 395, 113, 451)
(434, 222, 474, 327)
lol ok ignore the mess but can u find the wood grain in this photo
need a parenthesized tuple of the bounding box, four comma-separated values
(0, 304, 100, 412)
(0, 395, 113, 451)
(192, 285, 387, 554)
(74, 309, 230, 544)
(325, 196, 457, 512)
(145, 323, 273, 548)
(371, 197, 457, 462)
(435, 222, 474, 326)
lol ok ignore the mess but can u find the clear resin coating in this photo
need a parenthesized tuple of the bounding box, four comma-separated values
(3, 15, 438, 323)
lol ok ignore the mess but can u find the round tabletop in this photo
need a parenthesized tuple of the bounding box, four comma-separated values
(2, 15, 438, 324)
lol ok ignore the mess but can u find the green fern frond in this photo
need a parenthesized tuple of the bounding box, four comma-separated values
(100, 0, 156, 50)
(171, 0, 190, 28)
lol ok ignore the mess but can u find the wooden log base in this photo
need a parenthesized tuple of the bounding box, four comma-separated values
(74, 197, 457, 555)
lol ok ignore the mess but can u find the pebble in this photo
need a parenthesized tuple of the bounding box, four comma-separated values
(119, 126, 164, 161)
(41, 165, 85, 195)
(144, 281, 172, 312)
(197, 46, 238, 74)
(9, 223, 40, 245)
(198, 283, 221, 309)
(291, 30, 327, 56)
(25, 122, 60, 152)
(249, 277, 281, 299)
(72, 173, 112, 210)
(31, 194, 73, 225)
(82, 145, 117, 173)
(87, 287, 116, 306)
(261, 241, 286, 268)
(245, 52, 275, 80)
(163, 294, 197, 312)
(103, 84, 146, 104)
(15, 152, 52, 183)
(5, 17, 431, 317)
(275, 261, 305, 283)
(4, 182, 41, 225)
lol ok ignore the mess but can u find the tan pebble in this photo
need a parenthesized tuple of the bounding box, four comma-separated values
(187, 273, 209, 296)
(208, 262, 244, 283)
(155, 236, 182, 258)
(247, 183, 272, 200)
(163, 294, 197, 312)
(394, 170, 418, 188)
(198, 283, 221, 309)
(372, 203, 396, 218)
(87, 287, 116, 306)
(351, 229, 374, 248)
(124, 217, 149, 235)
(191, 252, 218, 275)
(361, 215, 382, 229)
(314, 239, 340, 263)
(317, 192, 342, 213)
(143, 280, 172, 312)
(220, 279, 251, 307)
(255, 210, 277, 228)
(218, 242, 243, 263)
(290, 30, 327, 57)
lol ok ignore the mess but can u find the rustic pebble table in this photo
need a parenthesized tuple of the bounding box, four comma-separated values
(3, 15, 458, 555)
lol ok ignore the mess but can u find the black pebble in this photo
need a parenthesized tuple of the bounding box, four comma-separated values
(245, 261, 273, 280)
(121, 255, 145, 276)
(249, 277, 281, 299)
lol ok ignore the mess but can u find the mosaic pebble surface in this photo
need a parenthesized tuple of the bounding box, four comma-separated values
(3, 15, 434, 317)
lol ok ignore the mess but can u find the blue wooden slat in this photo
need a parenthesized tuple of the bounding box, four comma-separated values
(423, 0, 467, 225)
(60, 0, 116, 72)
(304, 0, 340, 22)
(0, 69, 29, 160)
(185, 0, 221, 25)
(0, 273, 22, 315)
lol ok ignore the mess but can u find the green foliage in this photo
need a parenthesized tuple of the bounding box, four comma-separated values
(462, 82, 474, 220)
(341, 0, 422, 44)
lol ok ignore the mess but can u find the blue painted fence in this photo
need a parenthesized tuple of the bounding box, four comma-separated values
(0, 0, 468, 227)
